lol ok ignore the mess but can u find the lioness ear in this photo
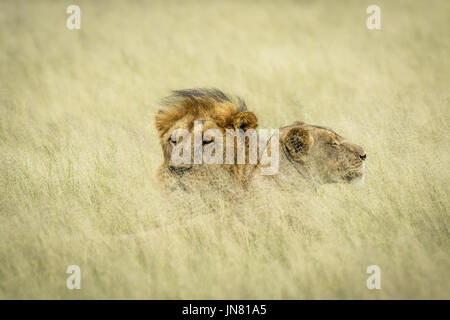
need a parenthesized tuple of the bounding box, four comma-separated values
(284, 127, 313, 162)
(231, 111, 258, 131)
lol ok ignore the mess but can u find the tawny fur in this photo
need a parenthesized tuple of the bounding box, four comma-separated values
(253, 122, 366, 189)
(154, 88, 258, 194)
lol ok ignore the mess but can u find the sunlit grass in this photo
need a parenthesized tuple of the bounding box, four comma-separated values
(0, 0, 448, 299)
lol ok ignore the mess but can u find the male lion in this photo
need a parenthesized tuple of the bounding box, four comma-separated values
(155, 88, 258, 195)
(256, 121, 367, 188)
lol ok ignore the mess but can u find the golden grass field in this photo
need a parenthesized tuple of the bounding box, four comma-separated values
(0, 0, 449, 299)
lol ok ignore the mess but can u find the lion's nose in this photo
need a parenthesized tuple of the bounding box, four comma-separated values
(359, 153, 367, 161)
(169, 165, 192, 175)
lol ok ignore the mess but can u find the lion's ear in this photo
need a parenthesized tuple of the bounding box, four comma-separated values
(284, 127, 313, 162)
(231, 111, 258, 131)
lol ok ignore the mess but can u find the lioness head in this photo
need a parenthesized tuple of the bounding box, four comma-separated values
(155, 88, 258, 191)
(279, 122, 366, 185)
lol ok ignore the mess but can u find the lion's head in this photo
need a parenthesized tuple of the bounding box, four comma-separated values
(155, 88, 258, 191)
(277, 121, 366, 185)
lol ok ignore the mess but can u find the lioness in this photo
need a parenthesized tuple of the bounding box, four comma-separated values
(155, 88, 258, 194)
(257, 121, 367, 188)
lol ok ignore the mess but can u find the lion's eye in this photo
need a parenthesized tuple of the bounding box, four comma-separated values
(169, 137, 177, 144)
(203, 139, 213, 145)
(331, 141, 339, 146)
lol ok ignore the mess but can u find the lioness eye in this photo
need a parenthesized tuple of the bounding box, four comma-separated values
(331, 141, 339, 146)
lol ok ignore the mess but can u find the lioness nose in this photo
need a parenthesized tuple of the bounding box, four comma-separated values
(360, 153, 367, 161)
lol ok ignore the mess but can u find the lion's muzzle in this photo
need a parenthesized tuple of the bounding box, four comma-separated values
(169, 165, 192, 176)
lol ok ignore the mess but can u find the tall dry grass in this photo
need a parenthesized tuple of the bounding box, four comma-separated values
(0, 0, 448, 299)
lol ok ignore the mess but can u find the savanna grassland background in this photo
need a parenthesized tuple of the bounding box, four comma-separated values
(0, 0, 449, 299)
